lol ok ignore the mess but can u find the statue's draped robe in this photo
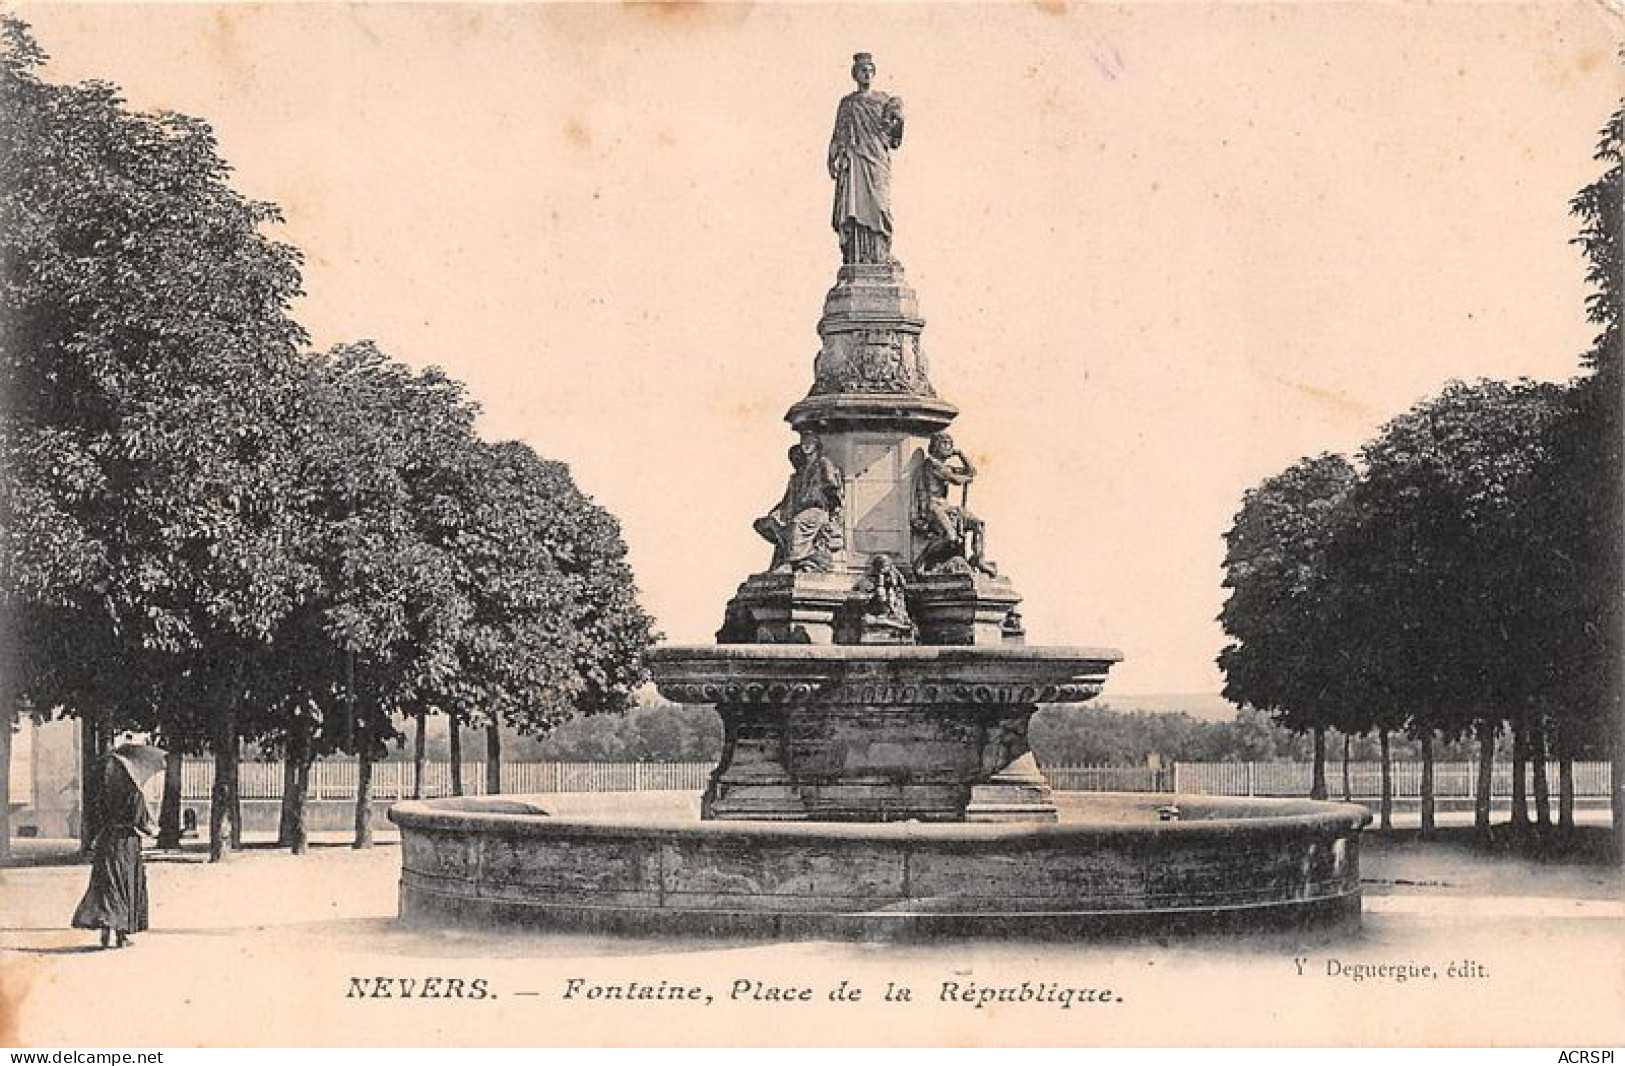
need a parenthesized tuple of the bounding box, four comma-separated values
(72, 758, 153, 934)
(829, 91, 900, 241)
(762, 453, 844, 571)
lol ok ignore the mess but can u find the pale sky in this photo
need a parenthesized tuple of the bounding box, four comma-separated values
(19, 3, 1623, 693)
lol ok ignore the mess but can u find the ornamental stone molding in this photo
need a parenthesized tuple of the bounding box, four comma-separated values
(650, 645, 1117, 708)
(657, 680, 1105, 706)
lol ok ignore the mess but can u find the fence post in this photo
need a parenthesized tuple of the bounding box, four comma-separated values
(1171, 762, 1180, 794)
(1246, 761, 1255, 797)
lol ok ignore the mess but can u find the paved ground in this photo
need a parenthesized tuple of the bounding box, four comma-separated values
(2, 826, 1622, 1047)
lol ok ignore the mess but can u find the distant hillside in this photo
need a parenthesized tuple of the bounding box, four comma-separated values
(1090, 692, 1237, 721)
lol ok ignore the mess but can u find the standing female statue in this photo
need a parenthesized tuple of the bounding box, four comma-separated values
(828, 53, 904, 264)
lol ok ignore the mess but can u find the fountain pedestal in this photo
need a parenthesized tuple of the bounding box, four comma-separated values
(673, 252, 1103, 825)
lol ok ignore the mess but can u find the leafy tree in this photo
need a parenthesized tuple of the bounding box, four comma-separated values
(1571, 105, 1622, 382)
(1354, 379, 1565, 839)
(1218, 454, 1359, 799)
(1028, 703, 1314, 767)
(519, 701, 723, 762)
(1559, 102, 1623, 844)
(1, 19, 661, 866)
(437, 440, 656, 793)
(1329, 461, 1440, 832)
(0, 17, 313, 862)
(281, 341, 480, 847)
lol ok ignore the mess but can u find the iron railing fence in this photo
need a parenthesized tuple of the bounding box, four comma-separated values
(176, 758, 1612, 800)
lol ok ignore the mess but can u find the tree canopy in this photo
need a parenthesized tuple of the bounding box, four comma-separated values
(1218, 100, 1623, 841)
(0, 17, 656, 860)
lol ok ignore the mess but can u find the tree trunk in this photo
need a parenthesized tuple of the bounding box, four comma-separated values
(353, 744, 374, 849)
(0, 662, 18, 866)
(277, 755, 299, 847)
(412, 706, 427, 800)
(1378, 728, 1393, 832)
(1559, 735, 1576, 830)
(1341, 733, 1352, 802)
(208, 693, 239, 863)
(1530, 712, 1552, 830)
(157, 747, 184, 849)
(79, 715, 106, 855)
(1511, 712, 1529, 829)
(0, 708, 12, 867)
(1420, 731, 1436, 837)
(280, 723, 311, 854)
(1474, 717, 1497, 840)
(288, 754, 311, 856)
(1614, 723, 1623, 855)
(449, 713, 464, 796)
(485, 721, 502, 795)
(230, 733, 244, 850)
(1310, 725, 1327, 800)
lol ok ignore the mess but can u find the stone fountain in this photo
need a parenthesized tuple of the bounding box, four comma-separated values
(390, 53, 1370, 938)
(661, 51, 1117, 827)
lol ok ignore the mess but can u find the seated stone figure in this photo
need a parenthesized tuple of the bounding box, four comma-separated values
(911, 432, 996, 577)
(860, 553, 914, 636)
(754, 432, 845, 574)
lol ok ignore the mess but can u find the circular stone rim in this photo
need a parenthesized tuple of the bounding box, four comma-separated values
(389, 792, 1370, 841)
(390, 792, 1370, 940)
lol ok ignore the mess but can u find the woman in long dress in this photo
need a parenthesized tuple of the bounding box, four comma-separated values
(71, 753, 155, 948)
(828, 52, 904, 264)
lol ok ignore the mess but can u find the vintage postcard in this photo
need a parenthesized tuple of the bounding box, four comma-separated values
(2, 1, 1622, 1049)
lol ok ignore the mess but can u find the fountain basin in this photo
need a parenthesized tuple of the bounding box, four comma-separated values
(649, 643, 1122, 822)
(389, 791, 1371, 939)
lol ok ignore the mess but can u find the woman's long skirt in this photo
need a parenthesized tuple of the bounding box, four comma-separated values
(71, 828, 149, 934)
